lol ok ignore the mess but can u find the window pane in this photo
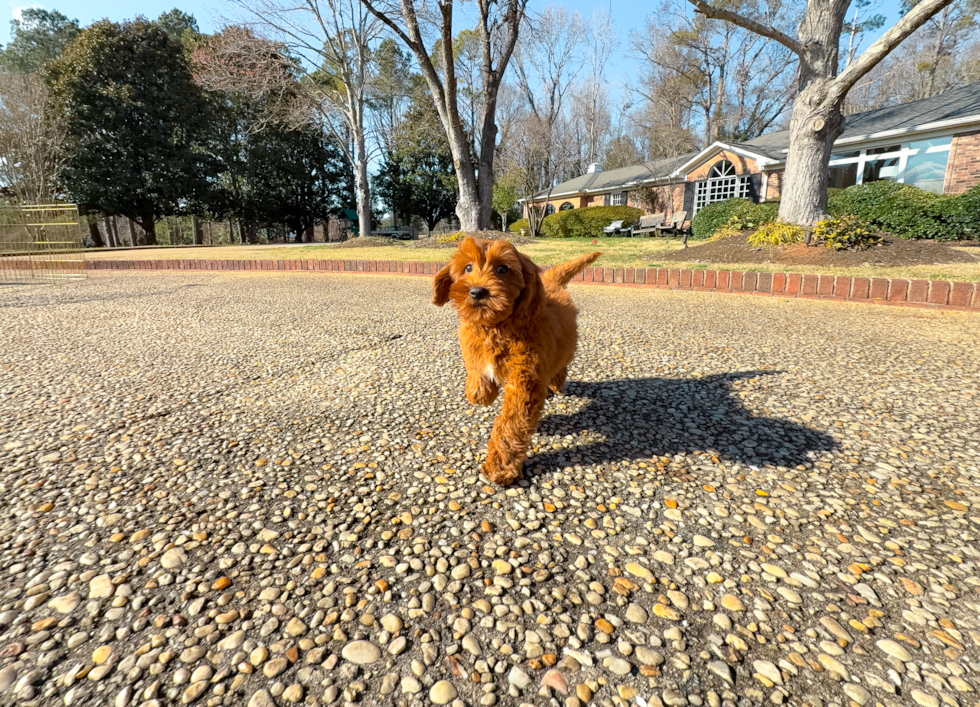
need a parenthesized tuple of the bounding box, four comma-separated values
(828, 163, 858, 189)
(909, 137, 951, 152)
(904, 150, 949, 193)
(830, 150, 860, 160)
(863, 157, 900, 183)
(866, 144, 901, 155)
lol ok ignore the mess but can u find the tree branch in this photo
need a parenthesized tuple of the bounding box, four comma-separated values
(686, 0, 802, 57)
(833, 0, 955, 101)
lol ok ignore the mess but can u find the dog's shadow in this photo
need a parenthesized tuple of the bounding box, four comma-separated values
(532, 371, 836, 470)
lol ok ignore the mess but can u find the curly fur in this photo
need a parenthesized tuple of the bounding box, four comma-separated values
(432, 237, 601, 486)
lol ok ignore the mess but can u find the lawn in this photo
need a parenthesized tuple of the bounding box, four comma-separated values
(86, 236, 980, 281)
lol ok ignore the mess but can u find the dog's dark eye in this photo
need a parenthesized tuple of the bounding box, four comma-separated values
(496, 265, 508, 274)
(465, 264, 473, 273)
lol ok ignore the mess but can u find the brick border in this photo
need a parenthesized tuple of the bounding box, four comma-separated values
(85, 259, 980, 313)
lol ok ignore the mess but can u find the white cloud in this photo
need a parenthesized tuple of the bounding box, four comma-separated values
(11, 4, 44, 22)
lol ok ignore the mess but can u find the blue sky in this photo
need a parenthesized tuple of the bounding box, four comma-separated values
(2, 0, 909, 84)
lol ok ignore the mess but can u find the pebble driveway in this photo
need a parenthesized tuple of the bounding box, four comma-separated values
(1, 272, 979, 707)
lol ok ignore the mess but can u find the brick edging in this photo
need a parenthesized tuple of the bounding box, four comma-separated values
(84, 259, 980, 312)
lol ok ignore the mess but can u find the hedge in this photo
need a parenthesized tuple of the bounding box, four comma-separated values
(829, 181, 979, 240)
(538, 205, 643, 239)
(509, 218, 528, 233)
(690, 199, 780, 239)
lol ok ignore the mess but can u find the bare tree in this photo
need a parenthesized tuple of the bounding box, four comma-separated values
(631, 1, 798, 148)
(232, 0, 382, 240)
(688, 0, 959, 226)
(0, 70, 67, 204)
(359, 0, 529, 231)
(568, 9, 616, 173)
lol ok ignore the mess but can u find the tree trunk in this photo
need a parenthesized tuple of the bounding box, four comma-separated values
(455, 171, 482, 231)
(86, 216, 105, 248)
(136, 211, 157, 246)
(777, 83, 845, 226)
(192, 216, 204, 245)
(354, 132, 372, 240)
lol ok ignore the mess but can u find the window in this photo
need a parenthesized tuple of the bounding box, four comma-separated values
(611, 191, 628, 206)
(559, 202, 574, 211)
(544, 204, 556, 216)
(694, 160, 752, 213)
(827, 138, 951, 193)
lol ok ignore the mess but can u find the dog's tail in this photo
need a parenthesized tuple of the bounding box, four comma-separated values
(542, 251, 603, 289)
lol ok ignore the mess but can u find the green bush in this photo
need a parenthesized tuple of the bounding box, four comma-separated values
(827, 181, 980, 241)
(690, 198, 780, 239)
(540, 205, 643, 239)
(509, 218, 529, 233)
(814, 215, 882, 250)
(747, 222, 806, 247)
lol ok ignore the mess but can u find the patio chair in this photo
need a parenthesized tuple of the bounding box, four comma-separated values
(656, 211, 688, 236)
(632, 213, 665, 236)
(602, 219, 626, 236)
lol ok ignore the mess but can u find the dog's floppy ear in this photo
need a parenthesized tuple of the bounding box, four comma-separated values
(513, 250, 542, 318)
(432, 264, 453, 306)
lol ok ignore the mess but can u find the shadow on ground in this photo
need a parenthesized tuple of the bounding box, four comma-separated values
(532, 371, 836, 471)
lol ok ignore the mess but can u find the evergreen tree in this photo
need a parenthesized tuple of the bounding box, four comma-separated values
(47, 19, 216, 244)
(1, 9, 80, 73)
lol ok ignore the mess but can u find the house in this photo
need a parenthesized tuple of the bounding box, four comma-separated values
(523, 82, 980, 221)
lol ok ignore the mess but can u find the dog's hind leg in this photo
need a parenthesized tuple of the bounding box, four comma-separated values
(482, 375, 547, 486)
(548, 366, 567, 396)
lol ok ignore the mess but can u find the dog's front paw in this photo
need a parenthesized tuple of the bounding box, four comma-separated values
(466, 378, 499, 406)
(482, 457, 522, 487)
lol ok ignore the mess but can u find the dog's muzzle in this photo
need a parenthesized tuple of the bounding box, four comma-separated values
(469, 287, 490, 301)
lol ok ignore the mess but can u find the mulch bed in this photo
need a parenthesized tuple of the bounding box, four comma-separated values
(330, 237, 403, 249)
(405, 231, 540, 249)
(659, 233, 980, 267)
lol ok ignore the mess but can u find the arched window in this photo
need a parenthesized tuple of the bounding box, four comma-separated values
(544, 203, 556, 216)
(708, 160, 737, 178)
(695, 159, 751, 213)
(559, 202, 574, 211)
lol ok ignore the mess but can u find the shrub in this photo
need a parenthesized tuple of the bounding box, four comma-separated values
(509, 218, 529, 233)
(814, 215, 882, 251)
(747, 221, 806, 247)
(537, 205, 643, 239)
(707, 227, 741, 242)
(436, 232, 465, 244)
(827, 180, 977, 240)
(691, 198, 780, 239)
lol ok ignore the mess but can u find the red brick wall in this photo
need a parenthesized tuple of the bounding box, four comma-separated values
(945, 130, 980, 194)
(765, 171, 783, 201)
(686, 151, 762, 182)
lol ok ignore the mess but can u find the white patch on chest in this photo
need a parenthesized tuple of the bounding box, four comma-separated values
(484, 363, 500, 384)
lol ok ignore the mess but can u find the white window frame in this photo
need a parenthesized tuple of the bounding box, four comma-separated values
(827, 138, 952, 189)
(693, 161, 752, 214)
(611, 191, 628, 206)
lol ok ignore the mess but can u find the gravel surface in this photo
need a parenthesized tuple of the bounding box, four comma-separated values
(1, 271, 979, 707)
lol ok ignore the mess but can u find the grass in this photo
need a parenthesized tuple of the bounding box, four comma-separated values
(86, 236, 980, 282)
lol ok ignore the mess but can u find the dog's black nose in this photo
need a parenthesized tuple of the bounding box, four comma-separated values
(469, 287, 490, 300)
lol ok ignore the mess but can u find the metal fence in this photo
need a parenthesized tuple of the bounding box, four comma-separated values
(0, 204, 86, 284)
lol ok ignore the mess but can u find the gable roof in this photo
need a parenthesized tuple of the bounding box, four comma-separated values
(531, 81, 980, 200)
(738, 80, 980, 161)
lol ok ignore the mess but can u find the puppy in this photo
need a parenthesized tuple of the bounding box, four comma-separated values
(433, 237, 601, 486)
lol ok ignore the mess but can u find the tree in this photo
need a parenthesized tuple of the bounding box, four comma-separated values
(359, 0, 529, 230)
(0, 70, 67, 203)
(372, 98, 457, 232)
(0, 9, 80, 73)
(900, 0, 979, 96)
(841, 0, 887, 68)
(234, 0, 382, 244)
(156, 9, 200, 42)
(47, 19, 215, 244)
(631, 1, 798, 148)
(688, 0, 960, 226)
(492, 172, 520, 231)
(367, 39, 416, 158)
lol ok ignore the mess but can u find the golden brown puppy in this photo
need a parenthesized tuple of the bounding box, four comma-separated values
(433, 237, 601, 486)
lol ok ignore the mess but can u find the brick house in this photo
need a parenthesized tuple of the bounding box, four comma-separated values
(523, 82, 980, 222)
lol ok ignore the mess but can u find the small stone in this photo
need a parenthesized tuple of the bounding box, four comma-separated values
(625, 563, 653, 580)
(603, 656, 632, 675)
(843, 684, 871, 705)
(541, 669, 568, 695)
(341, 640, 381, 664)
(492, 559, 513, 574)
(48, 593, 81, 614)
(721, 594, 745, 612)
(429, 680, 457, 704)
(89, 575, 114, 599)
(508, 666, 531, 689)
(626, 604, 648, 623)
(753, 660, 782, 686)
(93, 645, 113, 664)
(161, 547, 187, 569)
(380, 614, 403, 633)
(285, 618, 307, 637)
(693, 535, 715, 547)
(910, 691, 940, 707)
(263, 658, 288, 678)
(182, 681, 208, 704)
(876, 639, 911, 662)
(248, 690, 275, 707)
(281, 684, 303, 703)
